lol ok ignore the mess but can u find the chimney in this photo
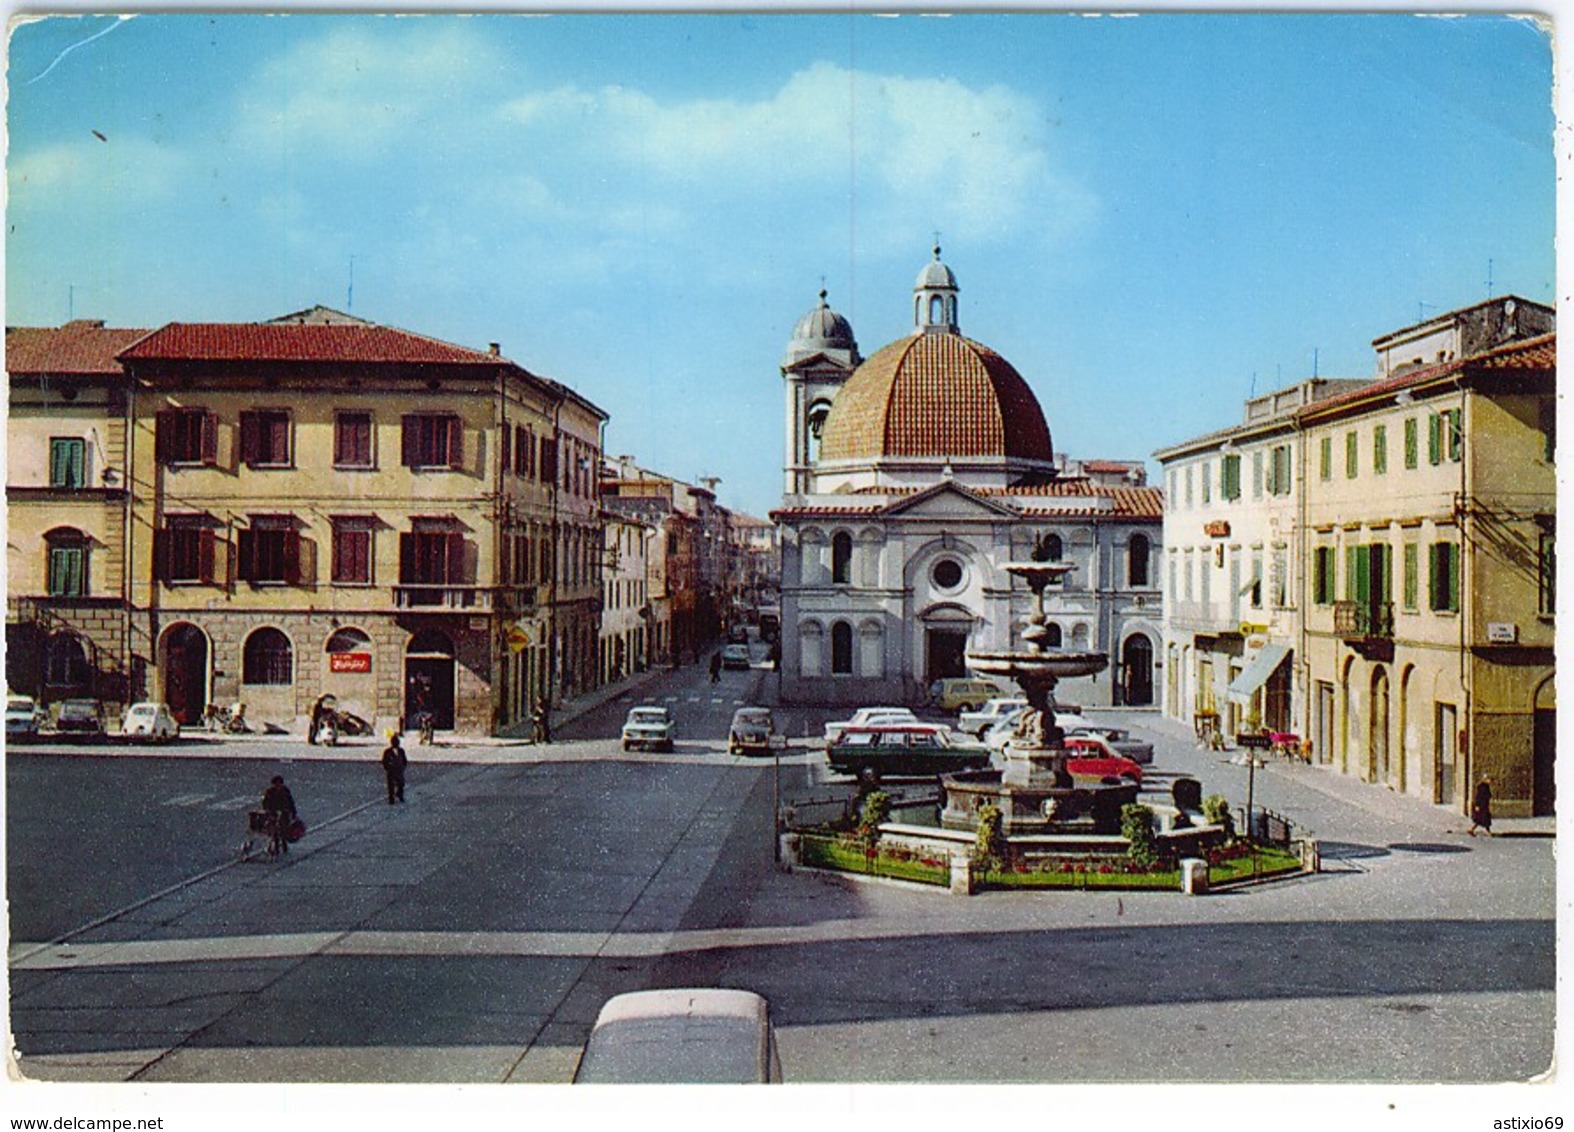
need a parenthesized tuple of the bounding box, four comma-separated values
(488, 342, 501, 357)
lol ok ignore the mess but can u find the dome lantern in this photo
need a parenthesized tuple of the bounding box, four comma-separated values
(913, 244, 959, 335)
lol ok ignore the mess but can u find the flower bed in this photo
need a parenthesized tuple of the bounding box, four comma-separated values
(795, 831, 1305, 891)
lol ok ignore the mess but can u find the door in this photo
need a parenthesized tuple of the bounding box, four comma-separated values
(1435, 703, 1457, 806)
(404, 657, 456, 731)
(1533, 709, 1556, 817)
(163, 624, 209, 726)
(1370, 667, 1390, 785)
(925, 628, 968, 686)
(1121, 635, 1154, 706)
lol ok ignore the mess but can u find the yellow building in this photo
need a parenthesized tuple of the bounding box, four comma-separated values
(104, 308, 605, 736)
(1299, 325, 1555, 817)
(6, 321, 147, 707)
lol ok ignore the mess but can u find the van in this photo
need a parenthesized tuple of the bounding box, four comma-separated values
(573, 988, 782, 1083)
(928, 677, 1007, 713)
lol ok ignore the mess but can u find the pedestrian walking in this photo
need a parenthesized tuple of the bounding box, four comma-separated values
(1468, 775, 1493, 836)
(381, 731, 408, 804)
(709, 651, 722, 683)
(531, 702, 551, 744)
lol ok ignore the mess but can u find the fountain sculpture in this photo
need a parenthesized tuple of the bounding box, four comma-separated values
(940, 536, 1140, 838)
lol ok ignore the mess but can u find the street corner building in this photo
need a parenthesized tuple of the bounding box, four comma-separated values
(7, 306, 607, 738)
(772, 248, 1164, 709)
(1157, 297, 1555, 819)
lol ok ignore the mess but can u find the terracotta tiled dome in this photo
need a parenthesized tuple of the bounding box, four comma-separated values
(817, 332, 1053, 463)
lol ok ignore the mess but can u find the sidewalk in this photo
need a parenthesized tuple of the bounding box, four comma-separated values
(1132, 708, 1556, 839)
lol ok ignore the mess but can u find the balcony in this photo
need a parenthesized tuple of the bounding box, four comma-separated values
(1335, 600, 1394, 661)
(393, 584, 493, 611)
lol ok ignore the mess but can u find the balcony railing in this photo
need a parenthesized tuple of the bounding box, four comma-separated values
(1334, 600, 1393, 639)
(393, 584, 491, 611)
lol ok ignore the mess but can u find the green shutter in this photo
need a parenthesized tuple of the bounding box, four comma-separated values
(1403, 543, 1418, 610)
(1320, 437, 1332, 480)
(1373, 425, 1387, 474)
(1428, 414, 1442, 465)
(1345, 432, 1358, 479)
(1404, 418, 1418, 469)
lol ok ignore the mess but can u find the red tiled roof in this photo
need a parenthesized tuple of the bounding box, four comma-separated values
(118, 322, 505, 366)
(1299, 332, 1555, 419)
(1079, 459, 1139, 473)
(7, 321, 149, 375)
(818, 333, 1053, 463)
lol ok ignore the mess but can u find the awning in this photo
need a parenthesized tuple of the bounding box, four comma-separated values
(1226, 642, 1290, 703)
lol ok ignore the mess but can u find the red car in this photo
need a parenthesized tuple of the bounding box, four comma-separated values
(1063, 736, 1143, 784)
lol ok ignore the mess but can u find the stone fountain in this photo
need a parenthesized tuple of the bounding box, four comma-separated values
(939, 543, 1140, 838)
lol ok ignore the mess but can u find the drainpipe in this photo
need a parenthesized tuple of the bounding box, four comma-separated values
(1455, 374, 1471, 813)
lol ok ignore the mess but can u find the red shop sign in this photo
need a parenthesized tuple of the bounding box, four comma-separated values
(329, 652, 373, 673)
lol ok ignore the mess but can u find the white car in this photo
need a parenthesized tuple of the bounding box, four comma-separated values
(958, 697, 1029, 738)
(121, 701, 181, 742)
(1067, 724, 1154, 764)
(984, 708, 1097, 754)
(5, 695, 46, 740)
(622, 705, 676, 752)
(824, 706, 919, 744)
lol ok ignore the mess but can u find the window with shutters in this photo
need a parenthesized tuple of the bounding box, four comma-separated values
(1221, 454, 1241, 501)
(1402, 542, 1419, 611)
(401, 413, 462, 469)
(49, 438, 87, 488)
(400, 525, 464, 584)
(1429, 541, 1460, 612)
(1373, 425, 1387, 475)
(1538, 523, 1555, 615)
(157, 408, 217, 466)
(1319, 436, 1332, 481)
(239, 516, 299, 585)
(334, 411, 373, 468)
(331, 518, 374, 585)
(239, 409, 292, 468)
(1251, 450, 1263, 499)
(1345, 431, 1358, 479)
(159, 517, 218, 584)
(45, 529, 88, 596)
(1313, 546, 1335, 605)
(540, 436, 558, 484)
(1404, 417, 1418, 469)
(515, 425, 534, 477)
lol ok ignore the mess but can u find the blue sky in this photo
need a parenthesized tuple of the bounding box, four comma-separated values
(6, 12, 1555, 517)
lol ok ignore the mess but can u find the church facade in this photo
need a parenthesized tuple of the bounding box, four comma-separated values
(773, 250, 1164, 709)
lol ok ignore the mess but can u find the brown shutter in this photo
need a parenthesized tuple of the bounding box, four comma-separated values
(155, 411, 173, 464)
(237, 528, 253, 583)
(401, 416, 418, 467)
(239, 412, 258, 466)
(284, 530, 302, 585)
(199, 529, 217, 585)
(446, 533, 464, 584)
(447, 416, 463, 469)
(500, 425, 511, 479)
(201, 411, 219, 465)
(153, 528, 167, 582)
(399, 532, 414, 583)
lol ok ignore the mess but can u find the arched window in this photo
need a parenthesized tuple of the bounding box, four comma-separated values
(45, 528, 89, 597)
(326, 627, 372, 654)
(407, 629, 454, 656)
(44, 633, 89, 687)
(1044, 623, 1063, 648)
(831, 531, 853, 584)
(1044, 534, 1063, 562)
(929, 295, 944, 324)
(831, 621, 854, 675)
(1129, 534, 1151, 587)
(243, 628, 293, 686)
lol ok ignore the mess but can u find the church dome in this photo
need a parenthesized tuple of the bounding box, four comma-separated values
(783, 290, 859, 366)
(817, 331, 1053, 464)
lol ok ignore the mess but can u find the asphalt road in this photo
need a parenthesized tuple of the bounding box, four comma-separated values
(5, 646, 1556, 1094)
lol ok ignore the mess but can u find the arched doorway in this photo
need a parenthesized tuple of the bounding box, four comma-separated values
(1121, 634, 1154, 706)
(159, 623, 209, 725)
(1534, 675, 1556, 816)
(1370, 666, 1390, 785)
(404, 629, 455, 730)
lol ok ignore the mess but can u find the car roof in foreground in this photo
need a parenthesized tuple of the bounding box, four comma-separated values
(574, 988, 770, 1084)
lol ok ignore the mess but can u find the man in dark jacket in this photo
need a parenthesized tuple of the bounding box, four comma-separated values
(261, 775, 298, 854)
(381, 733, 408, 804)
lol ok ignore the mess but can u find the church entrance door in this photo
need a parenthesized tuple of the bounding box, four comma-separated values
(925, 628, 969, 687)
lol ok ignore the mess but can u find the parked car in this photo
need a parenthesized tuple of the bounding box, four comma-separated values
(826, 724, 991, 783)
(824, 706, 919, 744)
(54, 698, 104, 734)
(958, 696, 1029, 738)
(622, 705, 676, 752)
(5, 695, 46, 740)
(983, 708, 1098, 754)
(720, 643, 752, 670)
(573, 988, 782, 1084)
(1067, 724, 1153, 765)
(1063, 736, 1144, 783)
(927, 677, 1008, 713)
(120, 701, 181, 743)
(728, 707, 776, 756)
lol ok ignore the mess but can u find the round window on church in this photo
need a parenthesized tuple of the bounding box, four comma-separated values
(931, 558, 964, 591)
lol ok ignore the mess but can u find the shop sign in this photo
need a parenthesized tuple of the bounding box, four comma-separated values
(1204, 520, 1232, 538)
(1486, 622, 1519, 643)
(329, 652, 372, 673)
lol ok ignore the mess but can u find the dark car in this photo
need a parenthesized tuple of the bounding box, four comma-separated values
(728, 707, 776, 756)
(826, 724, 991, 783)
(54, 698, 104, 734)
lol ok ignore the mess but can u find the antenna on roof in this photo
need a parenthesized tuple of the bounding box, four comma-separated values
(1485, 257, 1494, 297)
(68, 284, 74, 321)
(347, 256, 356, 312)
(1313, 347, 1319, 378)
